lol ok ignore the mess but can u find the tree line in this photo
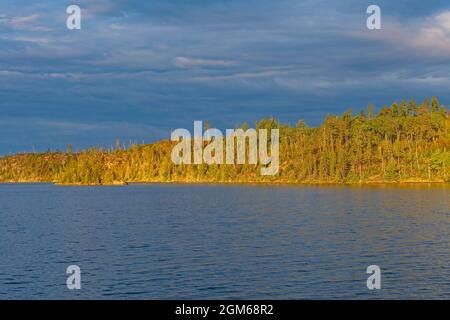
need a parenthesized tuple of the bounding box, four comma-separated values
(0, 97, 449, 184)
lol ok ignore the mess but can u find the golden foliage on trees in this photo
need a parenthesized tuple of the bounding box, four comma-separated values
(1, 97, 449, 184)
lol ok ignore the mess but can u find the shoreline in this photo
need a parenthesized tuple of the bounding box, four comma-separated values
(1, 179, 448, 187)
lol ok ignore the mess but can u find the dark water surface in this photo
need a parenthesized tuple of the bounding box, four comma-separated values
(0, 183, 448, 299)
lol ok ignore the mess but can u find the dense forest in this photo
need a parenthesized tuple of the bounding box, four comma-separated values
(0, 97, 449, 185)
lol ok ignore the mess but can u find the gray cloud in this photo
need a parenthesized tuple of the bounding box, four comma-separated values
(0, 0, 449, 154)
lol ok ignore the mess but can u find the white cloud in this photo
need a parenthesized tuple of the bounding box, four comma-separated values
(436, 11, 450, 30)
(0, 13, 53, 32)
(0, 14, 39, 28)
(174, 56, 237, 68)
(351, 10, 450, 57)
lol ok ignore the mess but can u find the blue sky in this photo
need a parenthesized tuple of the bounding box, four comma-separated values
(1, 0, 450, 154)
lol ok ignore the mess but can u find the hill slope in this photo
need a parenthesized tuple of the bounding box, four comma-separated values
(1, 98, 449, 185)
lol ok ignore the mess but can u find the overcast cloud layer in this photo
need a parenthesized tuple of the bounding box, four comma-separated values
(1, 0, 450, 154)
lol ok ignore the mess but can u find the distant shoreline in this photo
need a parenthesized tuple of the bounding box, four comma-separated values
(1, 179, 448, 187)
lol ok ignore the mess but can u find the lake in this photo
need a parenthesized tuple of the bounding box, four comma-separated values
(0, 183, 448, 299)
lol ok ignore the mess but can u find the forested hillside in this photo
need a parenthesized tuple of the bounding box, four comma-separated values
(1, 97, 449, 185)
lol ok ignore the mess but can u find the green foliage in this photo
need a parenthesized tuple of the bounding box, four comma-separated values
(0, 98, 449, 185)
(385, 158, 399, 181)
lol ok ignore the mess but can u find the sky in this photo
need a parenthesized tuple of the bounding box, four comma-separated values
(1, 0, 450, 154)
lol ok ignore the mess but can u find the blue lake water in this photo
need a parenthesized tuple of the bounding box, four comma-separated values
(0, 183, 448, 299)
